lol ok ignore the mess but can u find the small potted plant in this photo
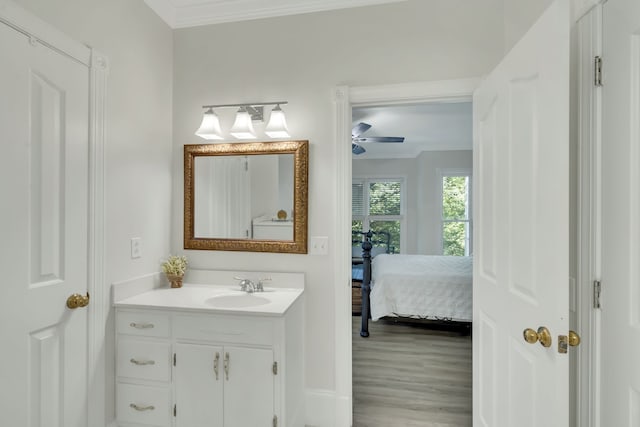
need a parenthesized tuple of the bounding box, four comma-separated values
(161, 255, 188, 288)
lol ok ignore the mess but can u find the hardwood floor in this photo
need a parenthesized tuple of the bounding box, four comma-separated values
(352, 317, 472, 427)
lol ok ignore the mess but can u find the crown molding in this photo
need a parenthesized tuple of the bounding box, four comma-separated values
(144, 0, 408, 29)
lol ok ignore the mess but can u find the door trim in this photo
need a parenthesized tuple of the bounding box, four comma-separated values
(575, 4, 603, 427)
(0, 2, 108, 426)
(333, 78, 479, 426)
(88, 50, 109, 427)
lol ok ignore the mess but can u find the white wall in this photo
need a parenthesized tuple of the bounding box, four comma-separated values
(13, 0, 173, 423)
(172, 0, 504, 398)
(503, 0, 555, 53)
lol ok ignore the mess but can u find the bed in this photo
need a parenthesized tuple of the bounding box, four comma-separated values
(356, 231, 473, 337)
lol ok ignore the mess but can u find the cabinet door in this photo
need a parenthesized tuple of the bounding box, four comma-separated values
(175, 343, 224, 427)
(224, 346, 275, 427)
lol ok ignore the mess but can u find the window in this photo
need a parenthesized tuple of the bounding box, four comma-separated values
(441, 171, 472, 256)
(352, 178, 403, 253)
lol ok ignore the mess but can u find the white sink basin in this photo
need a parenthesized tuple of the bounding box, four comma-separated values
(205, 294, 271, 308)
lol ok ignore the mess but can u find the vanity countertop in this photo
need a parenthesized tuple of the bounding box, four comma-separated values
(114, 283, 304, 317)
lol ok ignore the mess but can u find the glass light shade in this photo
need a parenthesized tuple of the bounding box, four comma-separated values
(195, 109, 224, 140)
(265, 105, 290, 138)
(230, 109, 256, 139)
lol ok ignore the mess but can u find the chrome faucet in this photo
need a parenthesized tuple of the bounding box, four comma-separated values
(234, 276, 271, 293)
(238, 279, 256, 293)
(256, 276, 271, 292)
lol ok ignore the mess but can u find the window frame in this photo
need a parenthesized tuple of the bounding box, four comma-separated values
(438, 168, 473, 256)
(352, 176, 406, 254)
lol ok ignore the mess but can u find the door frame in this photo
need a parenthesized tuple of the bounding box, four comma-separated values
(0, 2, 108, 426)
(575, 2, 604, 427)
(333, 78, 479, 426)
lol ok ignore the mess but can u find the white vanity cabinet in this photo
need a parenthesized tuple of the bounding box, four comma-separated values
(174, 343, 274, 427)
(116, 311, 173, 427)
(114, 285, 304, 427)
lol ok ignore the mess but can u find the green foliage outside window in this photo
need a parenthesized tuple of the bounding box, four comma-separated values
(352, 181, 402, 254)
(442, 176, 470, 256)
(369, 182, 401, 215)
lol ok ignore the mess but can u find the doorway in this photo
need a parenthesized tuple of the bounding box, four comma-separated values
(349, 100, 474, 426)
(332, 79, 479, 426)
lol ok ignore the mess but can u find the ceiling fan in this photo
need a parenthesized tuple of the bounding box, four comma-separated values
(351, 122, 405, 155)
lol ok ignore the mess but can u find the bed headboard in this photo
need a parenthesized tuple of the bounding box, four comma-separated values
(352, 230, 393, 258)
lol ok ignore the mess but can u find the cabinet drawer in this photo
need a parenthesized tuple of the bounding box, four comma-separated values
(173, 314, 274, 346)
(117, 311, 169, 338)
(117, 383, 171, 427)
(117, 338, 171, 382)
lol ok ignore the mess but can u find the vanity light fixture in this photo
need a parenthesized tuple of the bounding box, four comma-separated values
(229, 107, 256, 139)
(265, 104, 290, 138)
(195, 101, 289, 140)
(194, 108, 224, 140)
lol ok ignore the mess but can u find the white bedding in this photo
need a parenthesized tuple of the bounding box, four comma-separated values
(370, 254, 472, 322)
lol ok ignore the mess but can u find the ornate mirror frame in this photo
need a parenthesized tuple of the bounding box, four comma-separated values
(184, 140, 308, 253)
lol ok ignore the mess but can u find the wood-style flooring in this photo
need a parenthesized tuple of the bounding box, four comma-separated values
(352, 317, 472, 427)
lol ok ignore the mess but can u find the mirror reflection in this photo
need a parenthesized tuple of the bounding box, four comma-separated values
(184, 140, 308, 254)
(194, 154, 294, 240)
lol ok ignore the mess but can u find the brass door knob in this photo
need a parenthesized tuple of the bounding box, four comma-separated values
(523, 326, 552, 348)
(66, 292, 90, 309)
(568, 330, 581, 347)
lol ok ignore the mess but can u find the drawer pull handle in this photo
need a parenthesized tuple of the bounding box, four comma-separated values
(130, 403, 155, 412)
(214, 352, 220, 380)
(130, 358, 156, 366)
(224, 352, 230, 380)
(129, 322, 154, 329)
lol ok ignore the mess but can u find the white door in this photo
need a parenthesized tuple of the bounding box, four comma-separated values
(0, 19, 90, 427)
(473, 0, 570, 426)
(601, 0, 640, 424)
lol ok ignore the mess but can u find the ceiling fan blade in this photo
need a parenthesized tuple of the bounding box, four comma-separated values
(351, 143, 366, 155)
(353, 136, 405, 143)
(352, 122, 372, 138)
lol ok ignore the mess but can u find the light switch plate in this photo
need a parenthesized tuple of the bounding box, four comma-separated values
(309, 236, 329, 255)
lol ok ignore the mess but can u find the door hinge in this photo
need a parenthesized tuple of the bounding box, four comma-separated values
(272, 361, 278, 375)
(273, 415, 278, 427)
(594, 280, 601, 309)
(174, 404, 177, 417)
(594, 56, 603, 87)
(173, 353, 176, 366)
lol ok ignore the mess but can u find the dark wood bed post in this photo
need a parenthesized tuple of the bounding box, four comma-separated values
(360, 231, 373, 337)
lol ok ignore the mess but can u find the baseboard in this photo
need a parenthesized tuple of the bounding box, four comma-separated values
(306, 389, 351, 427)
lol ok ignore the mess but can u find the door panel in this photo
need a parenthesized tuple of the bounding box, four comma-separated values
(0, 20, 89, 427)
(601, 0, 640, 425)
(175, 343, 224, 427)
(473, 1, 570, 426)
(224, 346, 274, 427)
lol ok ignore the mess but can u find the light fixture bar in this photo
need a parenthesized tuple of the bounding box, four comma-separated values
(201, 101, 288, 109)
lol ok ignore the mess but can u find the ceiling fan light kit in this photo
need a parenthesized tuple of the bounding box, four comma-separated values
(194, 101, 290, 141)
(351, 121, 405, 155)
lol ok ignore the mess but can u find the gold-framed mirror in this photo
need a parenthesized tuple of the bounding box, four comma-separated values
(184, 140, 308, 253)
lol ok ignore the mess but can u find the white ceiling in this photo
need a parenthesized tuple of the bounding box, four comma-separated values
(144, 0, 408, 29)
(351, 102, 473, 160)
